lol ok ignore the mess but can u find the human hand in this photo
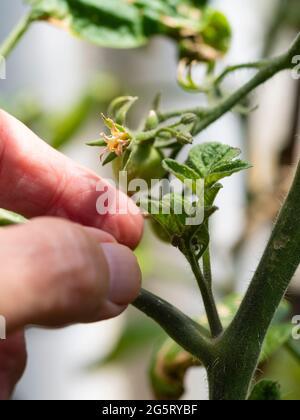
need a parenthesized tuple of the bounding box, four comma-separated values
(0, 110, 143, 399)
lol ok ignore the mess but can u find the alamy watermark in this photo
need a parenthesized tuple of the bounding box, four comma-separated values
(96, 172, 205, 226)
(0, 55, 6, 80)
(292, 55, 300, 80)
(292, 315, 300, 340)
(0, 315, 6, 340)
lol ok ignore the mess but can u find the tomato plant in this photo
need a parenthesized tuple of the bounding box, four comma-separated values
(1, 0, 300, 401)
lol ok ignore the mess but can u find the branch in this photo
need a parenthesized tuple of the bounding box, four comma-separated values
(132, 288, 213, 365)
(184, 245, 223, 338)
(0, 13, 34, 59)
(159, 33, 300, 135)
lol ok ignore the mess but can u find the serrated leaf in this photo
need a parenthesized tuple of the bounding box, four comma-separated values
(141, 193, 216, 252)
(0, 209, 27, 226)
(249, 380, 281, 401)
(186, 142, 251, 187)
(141, 193, 198, 241)
(162, 159, 199, 186)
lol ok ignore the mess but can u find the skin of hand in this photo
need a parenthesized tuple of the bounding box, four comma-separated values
(0, 110, 144, 399)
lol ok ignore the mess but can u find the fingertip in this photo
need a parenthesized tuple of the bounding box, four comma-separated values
(83, 226, 117, 244)
(101, 243, 142, 306)
(99, 191, 144, 249)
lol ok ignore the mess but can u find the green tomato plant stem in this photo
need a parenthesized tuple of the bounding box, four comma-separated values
(158, 33, 300, 135)
(134, 156, 300, 400)
(132, 288, 213, 366)
(133, 34, 300, 400)
(202, 247, 212, 288)
(207, 159, 300, 400)
(184, 244, 223, 338)
(0, 13, 34, 59)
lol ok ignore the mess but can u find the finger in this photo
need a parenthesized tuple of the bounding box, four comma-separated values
(0, 110, 143, 249)
(83, 227, 117, 244)
(0, 218, 142, 333)
(0, 331, 27, 400)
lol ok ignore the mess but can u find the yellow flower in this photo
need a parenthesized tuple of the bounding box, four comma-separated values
(100, 114, 131, 159)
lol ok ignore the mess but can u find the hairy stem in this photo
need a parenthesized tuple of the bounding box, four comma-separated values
(132, 289, 213, 365)
(209, 158, 300, 400)
(203, 247, 212, 287)
(185, 246, 223, 338)
(0, 13, 34, 59)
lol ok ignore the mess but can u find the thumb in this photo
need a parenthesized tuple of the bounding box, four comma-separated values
(0, 218, 141, 333)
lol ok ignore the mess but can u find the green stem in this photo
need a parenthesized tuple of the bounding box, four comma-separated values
(203, 247, 212, 287)
(193, 34, 299, 135)
(158, 33, 300, 133)
(209, 158, 300, 400)
(132, 289, 213, 365)
(185, 245, 223, 338)
(213, 61, 268, 87)
(0, 13, 34, 59)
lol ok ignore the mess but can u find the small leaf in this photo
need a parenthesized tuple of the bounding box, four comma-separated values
(249, 380, 281, 401)
(162, 159, 199, 185)
(205, 183, 223, 206)
(86, 138, 107, 147)
(141, 193, 217, 259)
(0, 209, 27, 226)
(186, 142, 251, 187)
(102, 152, 118, 166)
(141, 193, 196, 241)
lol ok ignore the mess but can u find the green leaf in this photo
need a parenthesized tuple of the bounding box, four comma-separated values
(249, 380, 281, 401)
(102, 152, 118, 166)
(26, 0, 231, 62)
(204, 183, 223, 206)
(162, 159, 199, 186)
(141, 193, 216, 251)
(0, 209, 27, 226)
(186, 142, 251, 187)
(201, 9, 232, 54)
(86, 138, 107, 147)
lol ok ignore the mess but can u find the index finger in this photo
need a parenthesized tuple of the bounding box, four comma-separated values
(0, 110, 143, 249)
